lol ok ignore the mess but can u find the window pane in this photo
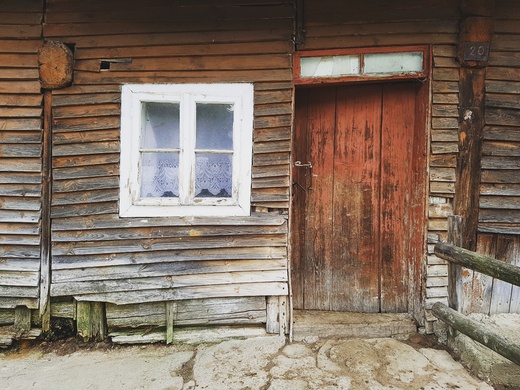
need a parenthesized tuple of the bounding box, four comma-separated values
(142, 102, 180, 149)
(140, 152, 179, 198)
(364, 52, 423, 74)
(196, 103, 233, 150)
(195, 153, 232, 198)
(300, 55, 360, 78)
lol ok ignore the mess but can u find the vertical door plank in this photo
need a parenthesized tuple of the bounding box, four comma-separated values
(380, 83, 416, 312)
(332, 84, 381, 312)
(408, 79, 428, 321)
(291, 89, 310, 309)
(303, 87, 336, 310)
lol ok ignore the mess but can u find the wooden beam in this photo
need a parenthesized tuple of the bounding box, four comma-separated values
(38, 41, 74, 89)
(434, 241, 520, 287)
(294, 0, 305, 47)
(454, 66, 485, 251)
(454, 9, 493, 251)
(110, 326, 268, 345)
(40, 90, 52, 332)
(432, 302, 520, 365)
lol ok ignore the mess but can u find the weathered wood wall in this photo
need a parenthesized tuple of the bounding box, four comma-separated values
(461, 234, 520, 314)
(42, 0, 292, 319)
(1, 0, 518, 338)
(479, 1, 520, 235)
(460, 1, 520, 316)
(426, 42, 460, 313)
(0, 0, 43, 310)
(299, 1, 459, 50)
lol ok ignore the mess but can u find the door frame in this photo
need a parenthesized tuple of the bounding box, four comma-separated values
(289, 45, 431, 325)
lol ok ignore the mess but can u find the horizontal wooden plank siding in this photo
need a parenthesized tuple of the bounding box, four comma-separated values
(0, 0, 43, 309)
(300, 3, 458, 50)
(428, 43, 459, 307)
(105, 297, 267, 329)
(480, 3, 520, 233)
(44, 0, 293, 306)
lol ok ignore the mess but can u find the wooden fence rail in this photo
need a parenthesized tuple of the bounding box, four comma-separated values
(432, 240, 520, 366)
(434, 241, 520, 287)
(431, 302, 520, 366)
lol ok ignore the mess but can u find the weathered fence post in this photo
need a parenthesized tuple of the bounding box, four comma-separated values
(447, 215, 463, 312)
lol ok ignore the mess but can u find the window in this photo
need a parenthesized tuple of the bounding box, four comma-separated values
(294, 46, 429, 85)
(120, 83, 254, 217)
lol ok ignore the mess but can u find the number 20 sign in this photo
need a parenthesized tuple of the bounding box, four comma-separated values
(463, 42, 490, 62)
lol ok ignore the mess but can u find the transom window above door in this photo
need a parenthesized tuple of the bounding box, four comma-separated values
(294, 46, 429, 85)
(120, 83, 254, 217)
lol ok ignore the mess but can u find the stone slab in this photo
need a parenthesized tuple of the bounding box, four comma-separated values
(292, 310, 417, 341)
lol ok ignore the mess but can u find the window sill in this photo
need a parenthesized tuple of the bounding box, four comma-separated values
(119, 204, 251, 218)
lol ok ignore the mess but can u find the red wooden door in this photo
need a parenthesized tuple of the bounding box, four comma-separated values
(291, 82, 425, 313)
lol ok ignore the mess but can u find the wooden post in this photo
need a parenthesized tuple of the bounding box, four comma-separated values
(38, 41, 74, 332)
(14, 306, 31, 334)
(454, 2, 494, 251)
(265, 296, 288, 335)
(278, 296, 288, 335)
(76, 301, 107, 342)
(90, 302, 107, 341)
(266, 296, 280, 334)
(294, 0, 305, 47)
(76, 301, 91, 341)
(447, 216, 463, 311)
(166, 301, 177, 344)
(432, 302, 520, 365)
(40, 90, 53, 332)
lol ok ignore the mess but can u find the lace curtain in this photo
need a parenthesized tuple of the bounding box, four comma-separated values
(140, 153, 232, 198)
(140, 153, 179, 198)
(195, 154, 232, 197)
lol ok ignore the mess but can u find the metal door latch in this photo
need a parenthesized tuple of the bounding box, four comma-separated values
(294, 161, 313, 168)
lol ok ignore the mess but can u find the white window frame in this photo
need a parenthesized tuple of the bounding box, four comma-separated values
(120, 83, 254, 217)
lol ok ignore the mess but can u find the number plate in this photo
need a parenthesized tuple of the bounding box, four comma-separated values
(463, 42, 490, 61)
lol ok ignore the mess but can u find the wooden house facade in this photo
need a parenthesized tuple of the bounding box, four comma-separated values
(0, 0, 519, 343)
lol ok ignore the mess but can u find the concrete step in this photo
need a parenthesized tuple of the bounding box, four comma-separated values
(292, 310, 417, 341)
